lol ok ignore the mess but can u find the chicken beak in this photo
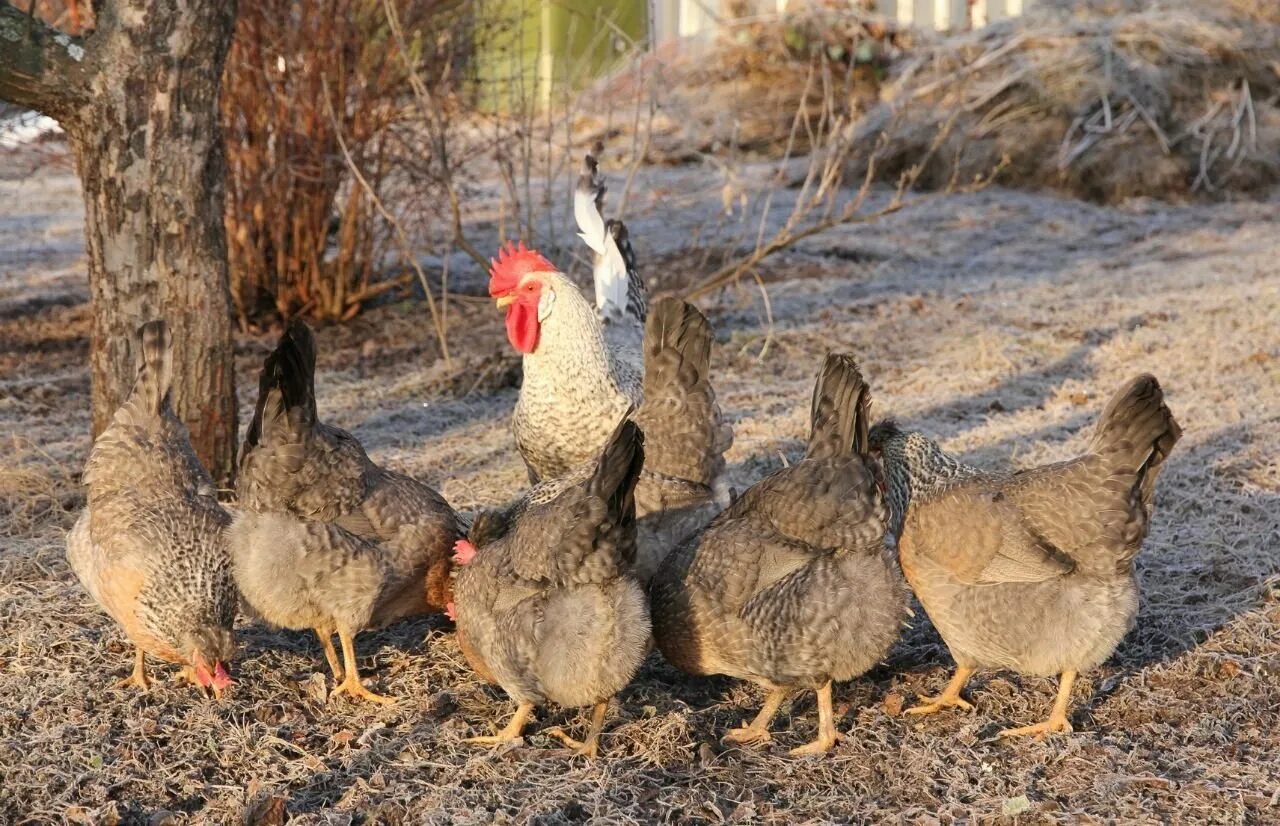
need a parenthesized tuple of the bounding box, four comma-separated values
(495, 294, 516, 309)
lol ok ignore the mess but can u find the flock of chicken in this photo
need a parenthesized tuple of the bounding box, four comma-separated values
(66, 157, 1181, 758)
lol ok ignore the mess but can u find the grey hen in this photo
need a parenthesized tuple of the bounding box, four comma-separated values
(452, 419, 649, 758)
(650, 355, 904, 755)
(871, 374, 1181, 737)
(66, 320, 235, 696)
(228, 321, 461, 703)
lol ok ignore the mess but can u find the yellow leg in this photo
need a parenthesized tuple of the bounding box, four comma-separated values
(547, 701, 609, 758)
(723, 687, 787, 746)
(466, 702, 535, 747)
(790, 681, 844, 756)
(907, 666, 976, 716)
(999, 671, 1076, 739)
(116, 648, 149, 691)
(329, 627, 394, 705)
(315, 628, 343, 682)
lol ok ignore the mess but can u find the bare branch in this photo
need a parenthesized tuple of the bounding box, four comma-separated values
(0, 0, 92, 121)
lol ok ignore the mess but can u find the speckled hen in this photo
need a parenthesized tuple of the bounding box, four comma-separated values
(66, 320, 235, 697)
(871, 374, 1181, 737)
(228, 321, 461, 704)
(650, 355, 904, 755)
(453, 420, 649, 758)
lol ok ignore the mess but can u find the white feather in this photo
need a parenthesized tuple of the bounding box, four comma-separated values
(574, 182, 607, 256)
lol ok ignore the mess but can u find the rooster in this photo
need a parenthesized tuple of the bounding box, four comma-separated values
(486, 157, 731, 580)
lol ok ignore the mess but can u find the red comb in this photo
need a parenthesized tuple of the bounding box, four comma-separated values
(452, 538, 477, 566)
(488, 241, 555, 296)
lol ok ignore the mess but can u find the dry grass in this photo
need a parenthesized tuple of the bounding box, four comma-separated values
(1, 163, 1279, 823)
(850, 0, 1280, 203)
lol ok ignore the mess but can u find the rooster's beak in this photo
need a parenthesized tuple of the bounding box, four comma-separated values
(494, 295, 516, 309)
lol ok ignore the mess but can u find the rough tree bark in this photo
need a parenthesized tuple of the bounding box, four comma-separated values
(0, 0, 238, 484)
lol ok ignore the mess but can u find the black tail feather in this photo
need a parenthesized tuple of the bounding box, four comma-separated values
(244, 320, 317, 453)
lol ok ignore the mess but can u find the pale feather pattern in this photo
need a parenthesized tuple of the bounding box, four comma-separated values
(66, 320, 235, 668)
(869, 374, 1181, 676)
(231, 321, 461, 635)
(454, 421, 650, 709)
(650, 355, 903, 691)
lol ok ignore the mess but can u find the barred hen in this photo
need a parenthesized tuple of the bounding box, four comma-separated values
(871, 374, 1181, 737)
(452, 420, 648, 758)
(66, 320, 235, 697)
(228, 321, 461, 703)
(650, 355, 904, 754)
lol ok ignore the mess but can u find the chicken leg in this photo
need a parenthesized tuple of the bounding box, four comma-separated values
(315, 628, 344, 682)
(906, 666, 975, 716)
(723, 687, 787, 746)
(790, 681, 843, 756)
(999, 671, 1076, 739)
(328, 627, 393, 704)
(116, 648, 149, 691)
(547, 702, 609, 758)
(466, 702, 535, 747)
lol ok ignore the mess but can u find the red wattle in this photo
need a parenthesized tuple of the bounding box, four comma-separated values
(505, 300, 540, 354)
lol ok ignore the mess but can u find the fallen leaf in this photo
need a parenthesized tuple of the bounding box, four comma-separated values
(1002, 795, 1033, 816)
(332, 730, 355, 746)
(883, 692, 905, 717)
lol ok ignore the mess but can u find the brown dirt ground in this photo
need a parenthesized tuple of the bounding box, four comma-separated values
(1, 156, 1278, 825)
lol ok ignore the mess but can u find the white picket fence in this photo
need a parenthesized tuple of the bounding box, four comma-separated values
(650, 0, 1033, 43)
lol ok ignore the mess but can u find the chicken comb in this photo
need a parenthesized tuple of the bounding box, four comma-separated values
(488, 240, 555, 296)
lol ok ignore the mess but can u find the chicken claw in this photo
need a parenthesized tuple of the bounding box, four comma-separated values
(115, 649, 150, 691)
(906, 667, 975, 716)
(465, 702, 534, 747)
(721, 688, 785, 747)
(998, 671, 1076, 740)
(786, 682, 842, 757)
(546, 702, 609, 758)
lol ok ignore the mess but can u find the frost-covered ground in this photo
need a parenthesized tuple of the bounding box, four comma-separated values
(1, 157, 1277, 823)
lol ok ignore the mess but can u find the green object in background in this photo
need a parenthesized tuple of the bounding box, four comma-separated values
(475, 0, 648, 110)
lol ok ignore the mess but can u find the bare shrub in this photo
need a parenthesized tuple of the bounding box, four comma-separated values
(221, 0, 455, 325)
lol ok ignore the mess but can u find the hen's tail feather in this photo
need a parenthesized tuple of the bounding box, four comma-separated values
(590, 418, 646, 526)
(806, 353, 870, 460)
(128, 319, 174, 419)
(636, 297, 730, 492)
(1089, 373, 1181, 505)
(244, 320, 318, 454)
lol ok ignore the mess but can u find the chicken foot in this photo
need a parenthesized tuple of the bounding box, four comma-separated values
(790, 681, 844, 756)
(315, 628, 343, 682)
(999, 671, 1076, 739)
(115, 648, 149, 691)
(328, 627, 394, 704)
(906, 666, 975, 716)
(466, 702, 535, 747)
(722, 687, 787, 746)
(547, 702, 609, 758)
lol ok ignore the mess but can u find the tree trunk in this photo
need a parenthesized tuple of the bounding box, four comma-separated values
(0, 1, 238, 484)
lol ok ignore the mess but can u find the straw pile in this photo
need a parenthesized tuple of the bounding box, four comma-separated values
(579, 4, 918, 162)
(850, 0, 1280, 202)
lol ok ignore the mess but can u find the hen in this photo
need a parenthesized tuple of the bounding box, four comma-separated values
(650, 355, 904, 754)
(488, 160, 730, 579)
(228, 321, 461, 703)
(452, 419, 649, 758)
(66, 320, 235, 697)
(871, 374, 1181, 737)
